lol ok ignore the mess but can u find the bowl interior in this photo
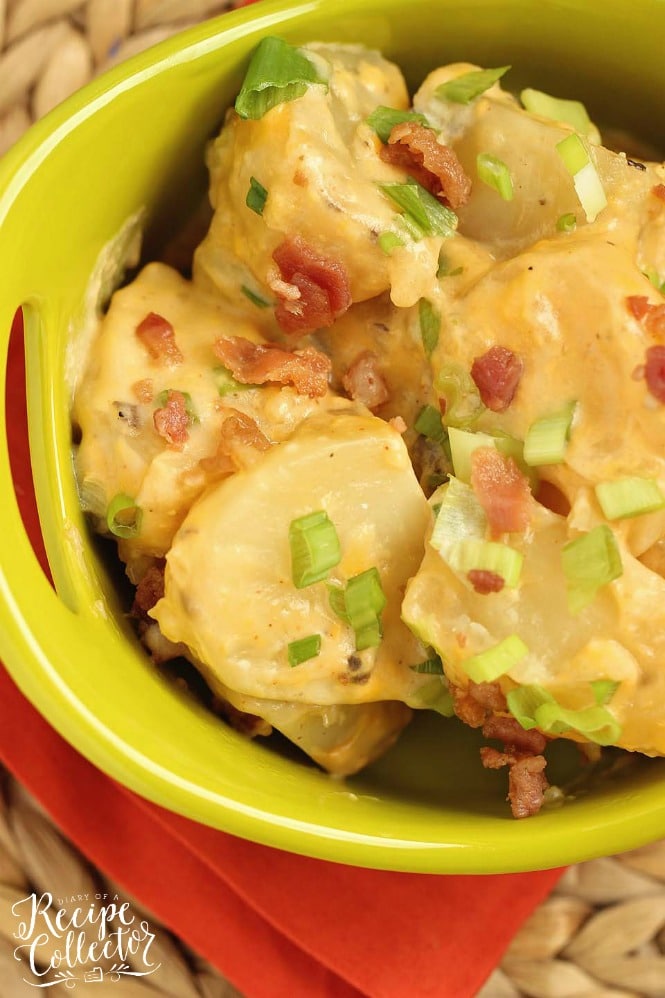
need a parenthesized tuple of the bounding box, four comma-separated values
(1, 0, 665, 873)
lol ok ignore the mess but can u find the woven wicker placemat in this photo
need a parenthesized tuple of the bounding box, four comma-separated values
(2, 4, 665, 996)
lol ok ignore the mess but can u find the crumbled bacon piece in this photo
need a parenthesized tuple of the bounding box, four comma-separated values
(652, 183, 665, 201)
(482, 714, 547, 755)
(380, 122, 472, 209)
(470, 682, 508, 713)
(626, 295, 651, 320)
(342, 351, 390, 411)
(471, 345, 523, 412)
(132, 563, 165, 618)
(214, 335, 331, 398)
(451, 681, 507, 728)
(645, 345, 665, 403)
(272, 236, 352, 335)
(508, 756, 548, 819)
(200, 408, 270, 481)
(470, 447, 531, 536)
(467, 569, 505, 594)
(153, 390, 190, 448)
(136, 312, 183, 364)
(626, 295, 665, 340)
(132, 378, 154, 404)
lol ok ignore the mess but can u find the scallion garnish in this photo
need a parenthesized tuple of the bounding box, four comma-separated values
(556, 212, 577, 233)
(594, 476, 665, 520)
(366, 105, 431, 143)
(419, 298, 440, 356)
(414, 404, 446, 444)
(155, 389, 198, 422)
(246, 176, 268, 215)
(430, 477, 487, 560)
(241, 285, 271, 309)
(214, 365, 253, 396)
(561, 524, 622, 614)
(235, 37, 326, 120)
(435, 65, 510, 104)
(434, 363, 485, 428)
(590, 679, 619, 706)
(289, 510, 341, 589)
(287, 634, 321, 667)
(476, 153, 513, 201)
(328, 568, 387, 651)
(463, 634, 528, 684)
(379, 180, 458, 239)
(449, 538, 524, 588)
(378, 231, 405, 255)
(507, 684, 621, 746)
(523, 402, 576, 467)
(448, 426, 496, 482)
(556, 133, 607, 222)
(410, 655, 444, 675)
(520, 88, 597, 140)
(106, 493, 142, 539)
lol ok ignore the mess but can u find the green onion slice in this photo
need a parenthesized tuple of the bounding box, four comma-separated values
(379, 180, 458, 239)
(448, 427, 496, 482)
(241, 285, 272, 309)
(289, 510, 341, 589)
(415, 404, 447, 444)
(556, 212, 577, 233)
(235, 37, 326, 120)
(594, 477, 665, 521)
(561, 524, 623, 614)
(463, 634, 528, 684)
(591, 679, 619, 706)
(328, 568, 387, 651)
(246, 176, 268, 215)
(448, 538, 524, 588)
(106, 493, 143, 539)
(419, 298, 440, 356)
(523, 402, 576, 467)
(377, 231, 405, 255)
(155, 389, 198, 423)
(476, 153, 514, 201)
(366, 105, 431, 143)
(520, 88, 598, 140)
(435, 65, 510, 104)
(434, 363, 485, 428)
(410, 656, 445, 675)
(507, 684, 621, 746)
(214, 365, 253, 396)
(288, 634, 321, 667)
(556, 133, 607, 222)
(430, 477, 487, 560)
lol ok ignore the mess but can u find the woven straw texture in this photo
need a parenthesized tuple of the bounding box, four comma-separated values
(2, 3, 665, 997)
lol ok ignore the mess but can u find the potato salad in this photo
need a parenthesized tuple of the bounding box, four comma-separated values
(73, 38, 665, 817)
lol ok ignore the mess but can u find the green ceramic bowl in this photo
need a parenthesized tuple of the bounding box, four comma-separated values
(1, 0, 665, 874)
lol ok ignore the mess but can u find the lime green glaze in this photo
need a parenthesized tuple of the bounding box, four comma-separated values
(1, 0, 665, 874)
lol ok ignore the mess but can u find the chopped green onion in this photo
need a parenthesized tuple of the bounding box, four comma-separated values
(523, 402, 576, 466)
(366, 105, 431, 143)
(520, 88, 597, 139)
(214, 365, 253, 396)
(507, 684, 621, 745)
(378, 231, 405, 255)
(435, 65, 510, 104)
(288, 634, 321, 667)
(448, 427, 496, 482)
(561, 524, 623, 614)
(437, 254, 464, 278)
(591, 679, 619, 706)
(434, 363, 485, 428)
(329, 568, 387, 651)
(106, 493, 142, 539)
(463, 634, 528, 684)
(379, 180, 458, 239)
(556, 212, 577, 232)
(430, 477, 487, 560)
(246, 176, 268, 215)
(419, 298, 440, 356)
(556, 133, 607, 222)
(410, 655, 444, 675)
(327, 582, 350, 623)
(409, 679, 455, 716)
(235, 37, 326, 120)
(476, 153, 514, 201)
(594, 477, 665, 520)
(644, 268, 665, 293)
(241, 285, 271, 309)
(449, 538, 524, 588)
(155, 389, 197, 423)
(415, 404, 447, 444)
(289, 510, 341, 589)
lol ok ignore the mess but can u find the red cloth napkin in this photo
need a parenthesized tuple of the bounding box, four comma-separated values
(1, 313, 563, 997)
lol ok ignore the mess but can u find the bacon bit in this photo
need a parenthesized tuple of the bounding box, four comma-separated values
(470, 447, 531, 536)
(469, 682, 508, 713)
(508, 756, 548, 819)
(389, 415, 407, 434)
(626, 295, 651, 320)
(132, 563, 165, 618)
(199, 409, 270, 481)
(535, 479, 571, 517)
(451, 681, 507, 727)
(652, 184, 665, 201)
(132, 378, 154, 404)
(342, 351, 390, 411)
(153, 390, 190, 448)
(482, 714, 547, 755)
(136, 312, 183, 364)
(380, 122, 472, 209)
(467, 569, 505, 594)
(470, 345, 523, 412)
(645, 345, 665, 403)
(214, 335, 331, 398)
(272, 236, 352, 335)
(627, 295, 665, 340)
